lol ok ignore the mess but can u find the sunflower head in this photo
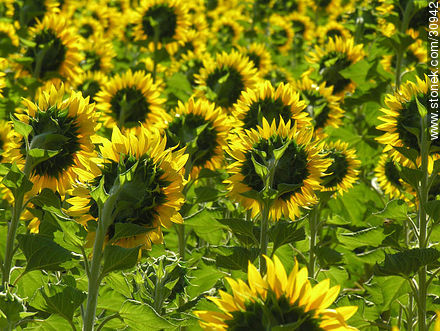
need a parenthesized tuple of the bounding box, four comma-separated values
(12, 0, 60, 28)
(73, 70, 108, 104)
(374, 152, 412, 201)
(195, 51, 259, 112)
(294, 76, 344, 138)
(95, 69, 170, 131)
(306, 36, 365, 95)
(376, 75, 436, 168)
(226, 118, 330, 220)
(165, 98, 232, 177)
(236, 43, 272, 77)
(18, 13, 82, 83)
(3, 83, 99, 196)
(134, 0, 190, 44)
(67, 126, 188, 250)
(268, 14, 294, 54)
(0, 22, 19, 56)
(194, 255, 358, 330)
(79, 34, 115, 73)
(233, 81, 310, 133)
(320, 141, 361, 195)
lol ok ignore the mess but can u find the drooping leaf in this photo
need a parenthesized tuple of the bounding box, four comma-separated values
(17, 234, 74, 273)
(102, 245, 140, 276)
(119, 300, 176, 330)
(374, 248, 440, 277)
(269, 220, 305, 252)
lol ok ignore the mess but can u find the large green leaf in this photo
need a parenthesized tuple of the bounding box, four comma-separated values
(119, 300, 176, 330)
(374, 248, 440, 277)
(215, 247, 259, 271)
(17, 234, 74, 273)
(337, 227, 386, 249)
(102, 245, 140, 276)
(269, 220, 305, 252)
(373, 199, 409, 221)
(30, 284, 86, 322)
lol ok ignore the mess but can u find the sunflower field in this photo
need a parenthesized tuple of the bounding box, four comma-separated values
(0, 0, 437, 330)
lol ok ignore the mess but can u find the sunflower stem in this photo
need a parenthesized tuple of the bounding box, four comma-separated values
(2, 158, 32, 289)
(416, 106, 429, 331)
(395, 0, 414, 89)
(152, 22, 160, 84)
(83, 194, 117, 331)
(259, 200, 270, 274)
(308, 204, 319, 279)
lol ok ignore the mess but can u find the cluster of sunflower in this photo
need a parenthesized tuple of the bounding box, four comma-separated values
(0, 0, 435, 330)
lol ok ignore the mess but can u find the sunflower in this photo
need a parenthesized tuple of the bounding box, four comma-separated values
(67, 125, 188, 250)
(294, 76, 344, 138)
(75, 16, 103, 41)
(225, 119, 330, 220)
(309, 0, 342, 16)
(233, 81, 311, 132)
(306, 36, 365, 96)
(267, 14, 294, 54)
(0, 58, 6, 97)
(317, 21, 352, 44)
(0, 120, 12, 161)
(263, 64, 294, 87)
(0, 22, 19, 56)
(376, 75, 437, 171)
(168, 29, 207, 61)
(211, 13, 244, 47)
(287, 11, 314, 41)
(195, 51, 259, 112)
(12, 0, 59, 28)
(169, 51, 210, 88)
(380, 30, 427, 73)
(270, 0, 307, 14)
(236, 43, 272, 77)
(320, 141, 361, 195)
(95, 69, 170, 131)
(16, 13, 83, 84)
(79, 34, 115, 73)
(73, 70, 108, 104)
(165, 98, 232, 178)
(194, 255, 358, 330)
(3, 83, 99, 196)
(374, 152, 412, 201)
(133, 0, 190, 44)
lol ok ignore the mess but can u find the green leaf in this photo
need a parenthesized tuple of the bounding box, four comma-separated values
(184, 209, 224, 244)
(119, 300, 176, 330)
(269, 221, 305, 252)
(194, 186, 225, 203)
(251, 153, 268, 180)
(337, 227, 386, 250)
(26, 314, 73, 330)
(28, 148, 60, 171)
(0, 292, 26, 327)
(187, 264, 225, 299)
(90, 176, 109, 208)
(217, 218, 258, 244)
(315, 247, 343, 266)
(11, 117, 32, 138)
(392, 146, 418, 165)
(374, 248, 440, 277)
(273, 141, 291, 161)
(102, 245, 140, 275)
(400, 166, 422, 189)
(215, 247, 259, 271)
(1, 163, 33, 197)
(30, 284, 86, 322)
(17, 234, 74, 273)
(426, 200, 440, 222)
(108, 223, 150, 244)
(373, 199, 409, 221)
(416, 96, 427, 118)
